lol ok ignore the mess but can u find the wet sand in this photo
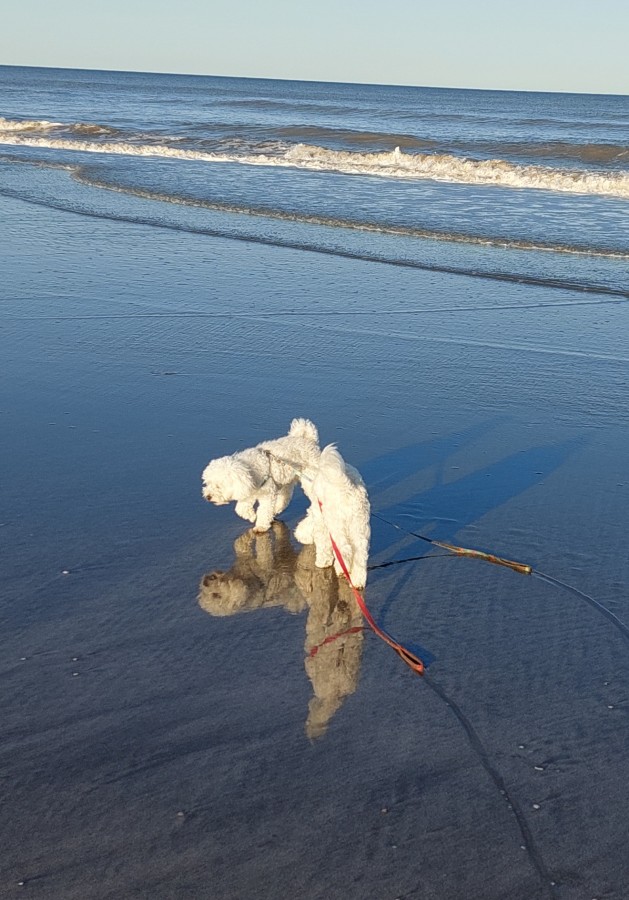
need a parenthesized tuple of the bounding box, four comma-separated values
(2, 193, 629, 899)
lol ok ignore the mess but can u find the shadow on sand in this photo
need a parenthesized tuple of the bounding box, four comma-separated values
(367, 425, 585, 560)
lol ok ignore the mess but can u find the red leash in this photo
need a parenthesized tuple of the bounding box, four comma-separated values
(308, 626, 365, 657)
(318, 501, 425, 676)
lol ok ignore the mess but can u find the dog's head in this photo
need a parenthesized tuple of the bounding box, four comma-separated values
(198, 570, 263, 616)
(201, 455, 257, 505)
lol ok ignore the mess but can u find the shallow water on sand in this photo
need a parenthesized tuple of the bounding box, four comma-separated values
(2, 190, 629, 899)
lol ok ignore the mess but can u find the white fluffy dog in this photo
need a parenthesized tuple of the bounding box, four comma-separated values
(294, 444, 371, 590)
(201, 418, 320, 533)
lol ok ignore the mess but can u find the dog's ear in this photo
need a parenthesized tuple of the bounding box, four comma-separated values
(228, 458, 259, 499)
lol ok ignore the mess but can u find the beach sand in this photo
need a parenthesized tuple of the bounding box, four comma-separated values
(2, 193, 629, 899)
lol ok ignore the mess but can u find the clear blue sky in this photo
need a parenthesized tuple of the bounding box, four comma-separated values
(2, 0, 628, 94)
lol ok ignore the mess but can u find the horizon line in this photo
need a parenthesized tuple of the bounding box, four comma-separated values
(1, 62, 627, 99)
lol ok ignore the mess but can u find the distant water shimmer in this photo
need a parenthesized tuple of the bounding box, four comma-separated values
(1, 66, 628, 293)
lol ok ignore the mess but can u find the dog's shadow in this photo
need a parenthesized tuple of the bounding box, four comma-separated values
(198, 522, 364, 740)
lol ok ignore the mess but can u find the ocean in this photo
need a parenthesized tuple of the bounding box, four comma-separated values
(3, 67, 629, 900)
(1, 66, 628, 296)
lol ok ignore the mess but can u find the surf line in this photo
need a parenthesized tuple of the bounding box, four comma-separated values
(371, 512, 629, 647)
(2, 186, 629, 303)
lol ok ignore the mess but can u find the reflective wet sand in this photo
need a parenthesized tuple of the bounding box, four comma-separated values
(2, 194, 629, 899)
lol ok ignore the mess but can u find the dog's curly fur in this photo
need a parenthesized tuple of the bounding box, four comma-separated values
(297, 557, 364, 740)
(294, 444, 371, 590)
(201, 418, 320, 533)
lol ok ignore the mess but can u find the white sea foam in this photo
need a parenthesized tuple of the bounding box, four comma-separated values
(1, 117, 628, 199)
(0, 116, 62, 131)
(280, 144, 629, 198)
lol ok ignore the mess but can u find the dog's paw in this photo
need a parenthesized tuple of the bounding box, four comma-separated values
(314, 552, 334, 569)
(235, 501, 257, 523)
(348, 567, 367, 591)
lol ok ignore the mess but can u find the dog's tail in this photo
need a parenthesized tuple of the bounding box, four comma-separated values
(289, 417, 319, 443)
(318, 443, 366, 489)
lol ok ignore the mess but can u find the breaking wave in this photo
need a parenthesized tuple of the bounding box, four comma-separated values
(1, 116, 628, 199)
(0, 116, 121, 137)
(0, 116, 62, 131)
(281, 144, 629, 197)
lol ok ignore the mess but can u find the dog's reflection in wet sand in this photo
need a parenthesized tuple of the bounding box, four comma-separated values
(198, 521, 306, 617)
(296, 556, 364, 740)
(198, 522, 363, 739)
